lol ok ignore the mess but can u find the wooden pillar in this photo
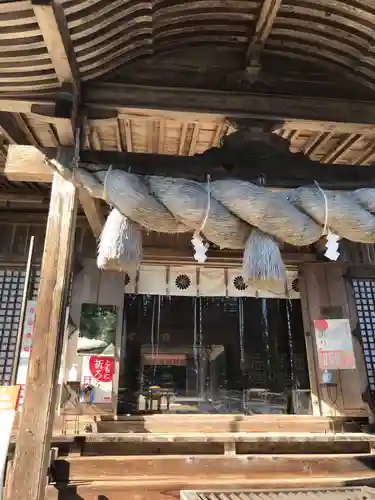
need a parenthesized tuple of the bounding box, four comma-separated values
(300, 262, 369, 418)
(7, 167, 78, 500)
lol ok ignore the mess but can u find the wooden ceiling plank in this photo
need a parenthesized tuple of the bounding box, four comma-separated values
(288, 130, 300, 143)
(320, 133, 362, 164)
(282, 121, 375, 133)
(124, 119, 133, 152)
(178, 122, 188, 155)
(158, 119, 165, 154)
(188, 123, 200, 156)
(13, 114, 40, 147)
(147, 120, 154, 153)
(300, 131, 325, 155)
(115, 119, 123, 152)
(304, 131, 334, 157)
(90, 127, 102, 151)
(354, 141, 375, 165)
(212, 123, 225, 148)
(279, 128, 291, 139)
(246, 0, 283, 68)
(309, 132, 335, 159)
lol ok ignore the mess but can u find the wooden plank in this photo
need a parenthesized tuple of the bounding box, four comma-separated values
(320, 134, 362, 164)
(78, 190, 104, 240)
(299, 263, 367, 418)
(45, 431, 375, 443)
(246, 0, 283, 66)
(95, 415, 330, 434)
(52, 454, 375, 482)
(44, 479, 375, 500)
(7, 154, 78, 500)
(299, 265, 325, 416)
(52, 121, 103, 239)
(31, 0, 80, 130)
(5, 144, 375, 189)
(0, 112, 31, 145)
(85, 82, 375, 125)
(326, 265, 369, 416)
(31, 0, 79, 89)
(3, 88, 375, 127)
(4, 145, 53, 182)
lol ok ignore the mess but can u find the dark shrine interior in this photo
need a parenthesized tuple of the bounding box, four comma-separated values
(118, 295, 310, 416)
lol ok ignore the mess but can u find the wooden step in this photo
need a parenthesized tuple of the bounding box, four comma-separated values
(48, 432, 374, 458)
(51, 431, 375, 444)
(96, 415, 341, 434)
(51, 453, 375, 482)
(45, 477, 375, 500)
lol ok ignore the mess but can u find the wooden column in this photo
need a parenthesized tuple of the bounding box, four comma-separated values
(299, 262, 369, 418)
(7, 168, 78, 500)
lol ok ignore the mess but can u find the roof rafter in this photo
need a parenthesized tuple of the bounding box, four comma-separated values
(31, 0, 80, 93)
(0, 112, 35, 145)
(320, 134, 362, 164)
(245, 0, 283, 81)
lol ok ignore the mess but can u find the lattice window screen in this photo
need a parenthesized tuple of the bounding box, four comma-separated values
(0, 268, 40, 385)
(352, 279, 375, 393)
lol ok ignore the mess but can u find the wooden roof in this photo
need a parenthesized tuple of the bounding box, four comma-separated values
(3, 0, 375, 94)
(2, 0, 375, 193)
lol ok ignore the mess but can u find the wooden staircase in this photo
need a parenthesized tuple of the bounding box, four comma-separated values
(42, 416, 375, 500)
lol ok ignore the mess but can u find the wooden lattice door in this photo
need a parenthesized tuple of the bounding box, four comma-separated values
(0, 268, 40, 385)
(352, 278, 375, 395)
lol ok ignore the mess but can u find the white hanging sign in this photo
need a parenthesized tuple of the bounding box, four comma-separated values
(314, 319, 355, 370)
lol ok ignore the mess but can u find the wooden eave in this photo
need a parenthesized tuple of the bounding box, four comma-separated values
(2, 1, 375, 189)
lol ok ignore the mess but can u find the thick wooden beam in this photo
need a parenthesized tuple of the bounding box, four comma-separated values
(245, 0, 282, 80)
(0, 112, 32, 145)
(31, 0, 79, 89)
(5, 144, 375, 189)
(53, 120, 104, 238)
(78, 189, 104, 239)
(31, 0, 80, 125)
(84, 82, 375, 125)
(2, 85, 375, 124)
(8, 159, 78, 500)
